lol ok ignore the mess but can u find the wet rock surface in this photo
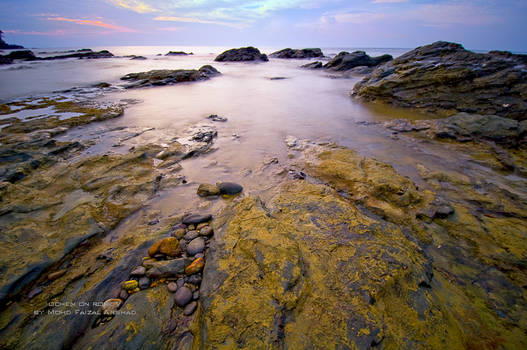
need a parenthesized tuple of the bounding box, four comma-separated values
(269, 48, 324, 59)
(324, 51, 393, 71)
(353, 41, 527, 120)
(300, 61, 323, 69)
(214, 47, 268, 62)
(121, 65, 220, 88)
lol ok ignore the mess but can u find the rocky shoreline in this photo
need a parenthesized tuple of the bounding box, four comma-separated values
(0, 41, 526, 349)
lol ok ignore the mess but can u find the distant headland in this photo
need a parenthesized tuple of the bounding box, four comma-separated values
(0, 30, 24, 49)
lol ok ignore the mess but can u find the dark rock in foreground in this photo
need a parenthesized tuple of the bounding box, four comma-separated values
(121, 65, 220, 88)
(324, 51, 392, 71)
(214, 47, 268, 62)
(301, 61, 323, 69)
(166, 51, 193, 56)
(353, 41, 527, 120)
(270, 48, 324, 59)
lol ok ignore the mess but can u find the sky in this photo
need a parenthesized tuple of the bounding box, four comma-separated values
(1, 0, 526, 51)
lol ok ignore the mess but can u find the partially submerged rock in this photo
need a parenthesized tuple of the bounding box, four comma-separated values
(300, 61, 323, 69)
(269, 48, 324, 59)
(121, 65, 220, 88)
(353, 41, 527, 120)
(214, 47, 268, 62)
(165, 51, 193, 56)
(324, 51, 392, 71)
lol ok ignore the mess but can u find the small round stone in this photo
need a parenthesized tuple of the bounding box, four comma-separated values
(187, 224, 195, 231)
(186, 238, 205, 255)
(174, 286, 193, 307)
(183, 301, 197, 315)
(138, 277, 150, 289)
(218, 182, 243, 195)
(187, 274, 202, 285)
(184, 230, 199, 241)
(176, 278, 185, 288)
(119, 290, 129, 300)
(102, 298, 122, 315)
(122, 280, 139, 291)
(193, 291, 199, 300)
(199, 226, 213, 236)
(171, 228, 186, 239)
(185, 257, 205, 275)
(167, 282, 178, 293)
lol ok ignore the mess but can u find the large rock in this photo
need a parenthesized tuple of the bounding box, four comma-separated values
(196, 143, 527, 349)
(324, 51, 392, 71)
(269, 48, 324, 59)
(121, 65, 220, 88)
(214, 47, 268, 62)
(300, 61, 323, 69)
(353, 41, 527, 120)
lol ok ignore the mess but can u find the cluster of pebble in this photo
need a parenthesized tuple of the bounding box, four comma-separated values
(100, 214, 214, 322)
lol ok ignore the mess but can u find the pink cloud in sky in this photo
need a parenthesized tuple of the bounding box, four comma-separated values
(47, 17, 136, 32)
(3, 29, 70, 36)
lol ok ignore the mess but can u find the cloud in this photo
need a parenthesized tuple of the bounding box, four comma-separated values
(154, 16, 245, 28)
(107, 0, 157, 14)
(157, 27, 184, 31)
(47, 17, 136, 32)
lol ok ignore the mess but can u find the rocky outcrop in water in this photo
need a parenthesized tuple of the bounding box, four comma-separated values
(121, 65, 220, 88)
(270, 48, 324, 59)
(0, 49, 114, 64)
(324, 51, 393, 71)
(214, 47, 268, 62)
(301, 61, 323, 69)
(165, 51, 193, 56)
(353, 41, 527, 120)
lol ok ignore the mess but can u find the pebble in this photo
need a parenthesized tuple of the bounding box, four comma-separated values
(177, 278, 185, 288)
(183, 301, 197, 315)
(196, 222, 208, 230)
(28, 287, 43, 299)
(218, 182, 243, 195)
(138, 277, 150, 289)
(148, 237, 182, 258)
(167, 282, 178, 293)
(434, 205, 455, 218)
(193, 291, 199, 300)
(185, 257, 205, 275)
(197, 183, 220, 197)
(182, 214, 212, 226)
(171, 228, 186, 239)
(119, 290, 129, 300)
(102, 298, 122, 315)
(194, 253, 204, 259)
(199, 226, 213, 236)
(47, 269, 67, 281)
(187, 274, 202, 285)
(186, 238, 205, 256)
(174, 286, 193, 307)
(130, 266, 146, 276)
(208, 114, 228, 122)
(187, 224, 195, 230)
(122, 280, 139, 291)
(184, 230, 199, 241)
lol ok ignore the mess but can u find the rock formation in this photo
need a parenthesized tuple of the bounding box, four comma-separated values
(353, 41, 527, 120)
(214, 47, 268, 62)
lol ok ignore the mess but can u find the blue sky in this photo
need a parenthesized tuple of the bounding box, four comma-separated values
(1, 0, 526, 51)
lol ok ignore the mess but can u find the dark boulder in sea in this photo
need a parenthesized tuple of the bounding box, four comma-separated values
(120, 65, 220, 88)
(42, 50, 114, 60)
(214, 47, 268, 62)
(352, 41, 527, 120)
(301, 61, 323, 69)
(130, 55, 147, 60)
(165, 51, 193, 56)
(1, 50, 37, 61)
(324, 51, 392, 71)
(270, 48, 324, 59)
